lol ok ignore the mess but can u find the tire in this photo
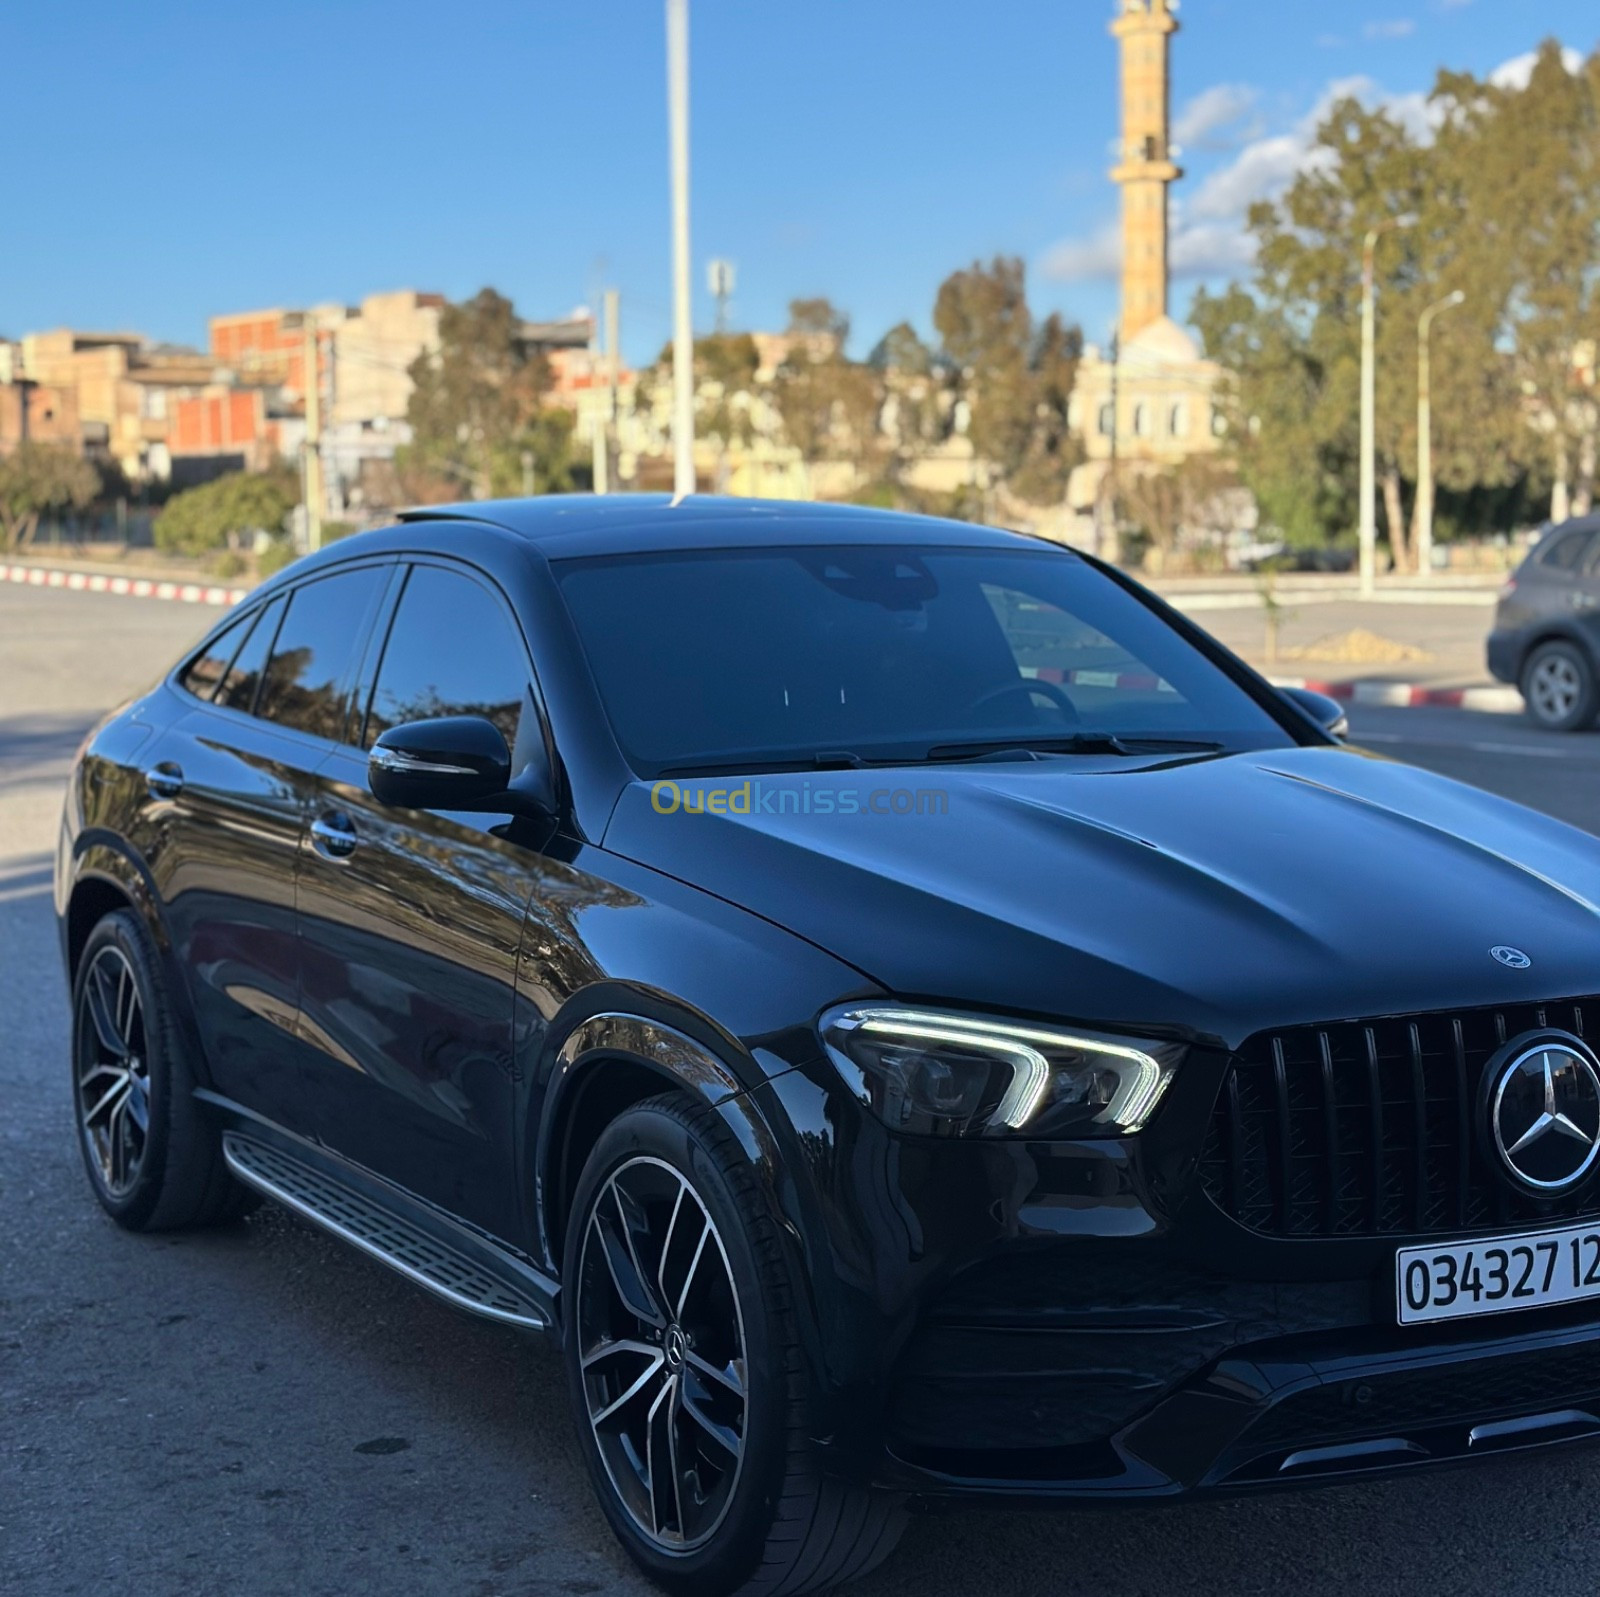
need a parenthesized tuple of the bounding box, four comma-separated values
(562, 1092, 906, 1597)
(1521, 639, 1598, 732)
(70, 909, 259, 1231)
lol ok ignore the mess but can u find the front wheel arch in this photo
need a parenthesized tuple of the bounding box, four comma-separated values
(536, 1012, 780, 1282)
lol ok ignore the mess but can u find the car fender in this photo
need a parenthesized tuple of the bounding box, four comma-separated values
(529, 1004, 839, 1396)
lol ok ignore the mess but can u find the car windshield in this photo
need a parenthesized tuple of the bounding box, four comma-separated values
(554, 542, 1295, 776)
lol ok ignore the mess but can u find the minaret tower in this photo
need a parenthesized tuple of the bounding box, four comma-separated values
(1110, 0, 1182, 342)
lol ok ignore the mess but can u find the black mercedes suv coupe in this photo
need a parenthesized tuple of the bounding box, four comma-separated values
(57, 497, 1600, 1595)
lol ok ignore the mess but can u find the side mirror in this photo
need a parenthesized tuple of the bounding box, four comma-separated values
(1280, 685, 1349, 741)
(369, 716, 514, 811)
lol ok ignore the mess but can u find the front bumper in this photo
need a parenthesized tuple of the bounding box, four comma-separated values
(758, 1047, 1600, 1504)
(879, 1294, 1600, 1500)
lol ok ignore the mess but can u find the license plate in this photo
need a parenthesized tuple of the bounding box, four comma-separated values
(1397, 1222, 1600, 1325)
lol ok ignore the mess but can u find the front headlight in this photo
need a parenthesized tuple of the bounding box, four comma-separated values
(820, 1005, 1183, 1139)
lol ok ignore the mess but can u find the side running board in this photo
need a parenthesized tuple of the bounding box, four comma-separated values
(223, 1133, 550, 1331)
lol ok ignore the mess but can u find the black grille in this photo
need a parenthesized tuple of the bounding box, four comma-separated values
(1200, 998, 1600, 1238)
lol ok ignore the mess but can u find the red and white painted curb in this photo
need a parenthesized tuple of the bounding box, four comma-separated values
(1, 562, 247, 607)
(1269, 675, 1524, 715)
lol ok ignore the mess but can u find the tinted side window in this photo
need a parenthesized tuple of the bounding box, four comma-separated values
(257, 568, 385, 741)
(364, 566, 528, 751)
(179, 611, 253, 701)
(1540, 531, 1593, 572)
(215, 596, 285, 713)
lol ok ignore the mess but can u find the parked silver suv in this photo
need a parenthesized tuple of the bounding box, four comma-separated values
(1488, 515, 1600, 730)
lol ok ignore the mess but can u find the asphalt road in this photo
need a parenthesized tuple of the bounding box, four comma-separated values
(5, 583, 1600, 1597)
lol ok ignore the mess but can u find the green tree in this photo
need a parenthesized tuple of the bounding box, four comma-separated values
(1195, 44, 1600, 554)
(867, 322, 932, 376)
(153, 468, 298, 558)
(0, 443, 99, 552)
(867, 323, 945, 474)
(785, 296, 849, 348)
(932, 257, 1084, 504)
(399, 287, 572, 501)
(771, 299, 882, 471)
(1434, 43, 1600, 517)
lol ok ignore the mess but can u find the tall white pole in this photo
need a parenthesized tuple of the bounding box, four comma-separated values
(666, 0, 695, 500)
(1358, 216, 1414, 597)
(302, 314, 323, 552)
(1358, 230, 1379, 599)
(605, 286, 620, 486)
(1416, 290, 1465, 581)
(590, 312, 609, 495)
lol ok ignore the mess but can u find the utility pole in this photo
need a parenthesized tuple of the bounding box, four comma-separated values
(1416, 289, 1465, 580)
(605, 288, 620, 489)
(590, 312, 609, 495)
(1359, 216, 1414, 597)
(666, 0, 695, 500)
(302, 314, 323, 552)
(1101, 332, 1121, 565)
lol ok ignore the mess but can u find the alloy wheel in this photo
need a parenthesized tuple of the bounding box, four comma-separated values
(75, 946, 151, 1198)
(1529, 653, 1582, 723)
(575, 1154, 748, 1554)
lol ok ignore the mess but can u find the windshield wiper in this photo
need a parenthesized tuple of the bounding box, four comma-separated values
(924, 733, 1224, 763)
(656, 748, 881, 777)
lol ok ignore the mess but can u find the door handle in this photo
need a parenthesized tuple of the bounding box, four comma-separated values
(310, 813, 358, 859)
(145, 762, 184, 800)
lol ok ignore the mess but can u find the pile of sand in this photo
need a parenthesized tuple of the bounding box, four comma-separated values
(1278, 628, 1434, 665)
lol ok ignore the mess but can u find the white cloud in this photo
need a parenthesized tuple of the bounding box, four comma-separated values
(1039, 222, 1122, 283)
(1170, 222, 1258, 278)
(1363, 19, 1417, 39)
(1489, 46, 1582, 91)
(1317, 34, 1345, 48)
(1173, 84, 1258, 147)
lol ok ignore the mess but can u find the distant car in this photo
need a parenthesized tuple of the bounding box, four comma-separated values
(1488, 514, 1600, 730)
(56, 495, 1600, 1594)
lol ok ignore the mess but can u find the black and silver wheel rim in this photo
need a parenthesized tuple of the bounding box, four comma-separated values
(575, 1155, 748, 1554)
(1529, 653, 1583, 723)
(75, 946, 151, 1198)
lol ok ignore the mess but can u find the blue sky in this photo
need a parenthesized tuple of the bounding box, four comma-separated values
(2, 1, 1591, 365)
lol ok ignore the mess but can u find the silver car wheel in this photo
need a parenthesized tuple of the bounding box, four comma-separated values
(575, 1154, 749, 1554)
(75, 945, 151, 1198)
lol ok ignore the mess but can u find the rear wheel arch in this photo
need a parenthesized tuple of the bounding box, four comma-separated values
(1519, 623, 1600, 673)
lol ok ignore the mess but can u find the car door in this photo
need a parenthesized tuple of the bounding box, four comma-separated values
(157, 563, 389, 1138)
(295, 558, 543, 1239)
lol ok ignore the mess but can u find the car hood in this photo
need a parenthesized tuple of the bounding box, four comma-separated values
(602, 747, 1600, 1049)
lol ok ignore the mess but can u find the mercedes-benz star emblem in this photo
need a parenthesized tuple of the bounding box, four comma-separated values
(1488, 1036, 1600, 1193)
(1490, 946, 1532, 969)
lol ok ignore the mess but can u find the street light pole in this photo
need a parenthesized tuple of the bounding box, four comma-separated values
(1416, 289, 1466, 581)
(1359, 217, 1414, 597)
(666, 0, 695, 501)
(302, 313, 323, 553)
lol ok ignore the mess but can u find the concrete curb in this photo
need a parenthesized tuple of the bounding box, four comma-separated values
(1, 562, 246, 607)
(1270, 674, 1524, 714)
(1173, 588, 1499, 612)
